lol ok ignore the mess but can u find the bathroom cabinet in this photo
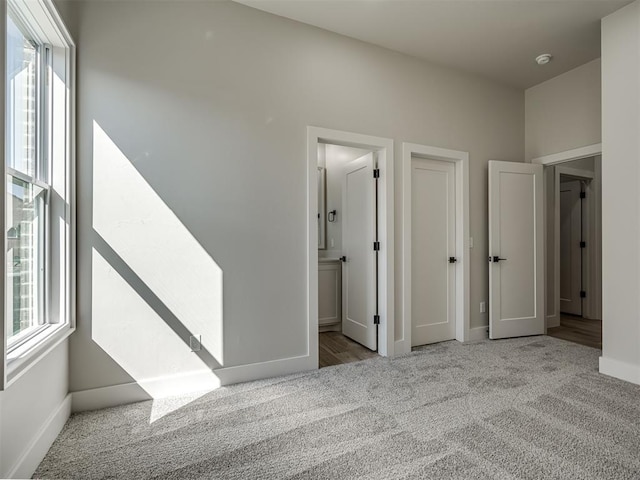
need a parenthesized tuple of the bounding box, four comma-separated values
(318, 259, 342, 329)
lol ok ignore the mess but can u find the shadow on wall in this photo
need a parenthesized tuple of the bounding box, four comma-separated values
(91, 121, 224, 420)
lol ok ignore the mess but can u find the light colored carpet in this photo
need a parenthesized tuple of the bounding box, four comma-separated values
(35, 336, 640, 479)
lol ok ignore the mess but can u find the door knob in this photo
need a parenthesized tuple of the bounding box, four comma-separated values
(449, 257, 457, 263)
(340, 256, 347, 262)
(491, 256, 507, 263)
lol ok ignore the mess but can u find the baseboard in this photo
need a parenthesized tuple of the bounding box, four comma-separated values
(599, 356, 640, 386)
(215, 354, 316, 385)
(72, 355, 317, 412)
(72, 382, 152, 412)
(7, 393, 71, 479)
(394, 339, 410, 355)
(319, 323, 341, 333)
(546, 314, 560, 328)
(468, 326, 488, 342)
(72, 369, 222, 412)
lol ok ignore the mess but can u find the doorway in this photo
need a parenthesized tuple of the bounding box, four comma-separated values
(545, 155, 602, 349)
(317, 143, 378, 366)
(533, 144, 602, 348)
(307, 127, 394, 369)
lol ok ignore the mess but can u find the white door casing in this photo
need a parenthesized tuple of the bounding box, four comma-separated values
(342, 153, 377, 350)
(559, 180, 582, 316)
(532, 145, 602, 328)
(489, 161, 544, 339)
(401, 143, 470, 352)
(411, 158, 456, 346)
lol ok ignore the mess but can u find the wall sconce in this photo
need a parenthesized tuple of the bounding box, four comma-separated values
(328, 210, 337, 222)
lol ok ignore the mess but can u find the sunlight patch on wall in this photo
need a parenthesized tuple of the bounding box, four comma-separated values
(92, 121, 223, 366)
(92, 249, 220, 406)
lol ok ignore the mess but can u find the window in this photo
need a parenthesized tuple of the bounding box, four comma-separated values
(4, 0, 75, 378)
(6, 13, 48, 347)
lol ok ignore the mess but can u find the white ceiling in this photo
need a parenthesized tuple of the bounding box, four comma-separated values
(234, 0, 631, 89)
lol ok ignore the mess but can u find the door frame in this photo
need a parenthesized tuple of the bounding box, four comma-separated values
(400, 143, 470, 353)
(532, 143, 602, 329)
(307, 127, 394, 364)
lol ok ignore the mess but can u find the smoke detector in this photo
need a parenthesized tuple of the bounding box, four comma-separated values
(535, 54, 553, 65)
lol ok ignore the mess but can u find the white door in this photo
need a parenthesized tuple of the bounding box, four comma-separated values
(411, 158, 456, 346)
(489, 161, 544, 339)
(342, 153, 377, 350)
(559, 180, 583, 316)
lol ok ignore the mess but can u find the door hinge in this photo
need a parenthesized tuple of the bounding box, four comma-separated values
(373, 241, 380, 251)
(580, 241, 586, 248)
(373, 315, 380, 325)
(580, 191, 586, 199)
(580, 290, 587, 298)
(373, 169, 380, 178)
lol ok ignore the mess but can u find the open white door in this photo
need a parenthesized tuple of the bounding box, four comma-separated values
(489, 161, 544, 339)
(342, 153, 377, 351)
(559, 180, 583, 316)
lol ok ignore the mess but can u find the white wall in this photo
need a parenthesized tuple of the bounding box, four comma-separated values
(525, 59, 601, 161)
(70, 0, 523, 398)
(600, 0, 640, 384)
(0, 342, 70, 478)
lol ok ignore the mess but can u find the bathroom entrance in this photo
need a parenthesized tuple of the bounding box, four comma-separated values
(308, 127, 394, 368)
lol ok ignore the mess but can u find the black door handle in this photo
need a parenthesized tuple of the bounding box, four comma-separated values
(340, 256, 346, 262)
(449, 257, 457, 263)
(491, 256, 507, 263)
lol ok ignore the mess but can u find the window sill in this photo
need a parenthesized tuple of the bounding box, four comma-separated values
(5, 323, 75, 388)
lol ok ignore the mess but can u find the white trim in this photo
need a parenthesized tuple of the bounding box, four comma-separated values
(3, 0, 76, 390)
(5, 325, 74, 387)
(6, 393, 71, 479)
(215, 354, 316, 385)
(532, 143, 602, 166)
(72, 370, 219, 412)
(72, 383, 151, 413)
(535, 144, 602, 332)
(73, 355, 317, 412)
(555, 166, 595, 180)
(307, 127, 395, 359)
(1, 0, 7, 391)
(468, 326, 488, 342)
(599, 356, 640, 385)
(400, 143, 470, 354)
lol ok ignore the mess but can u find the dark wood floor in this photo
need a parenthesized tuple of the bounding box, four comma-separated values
(319, 316, 600, 368)
(319, 332, 378, 368)
(547, 314, 602, 349)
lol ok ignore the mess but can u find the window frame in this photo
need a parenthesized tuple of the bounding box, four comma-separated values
(2, 0, 75, 388)
(5, 13, 52, 350)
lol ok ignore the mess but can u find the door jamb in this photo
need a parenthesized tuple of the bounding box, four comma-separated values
(400, 143, 470, 354)
(532, 144, 602, 331)
(307, 127, 394, 364)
